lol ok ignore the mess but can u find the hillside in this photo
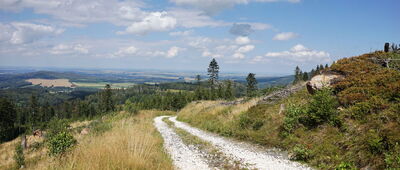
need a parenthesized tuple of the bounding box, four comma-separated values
(177, 51, 400, 169)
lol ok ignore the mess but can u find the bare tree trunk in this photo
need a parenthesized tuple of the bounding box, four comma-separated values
(278, 104, 285, 115)
(21, 135, 27, 150)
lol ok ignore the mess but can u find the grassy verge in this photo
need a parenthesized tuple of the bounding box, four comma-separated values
(162, 117, 247, 169)
(1, 110, 175, 170)
(45, 110, 174, 170)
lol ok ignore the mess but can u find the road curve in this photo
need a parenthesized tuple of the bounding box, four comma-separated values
(153, 116, 210, 170)
(169, 116, 311, 170)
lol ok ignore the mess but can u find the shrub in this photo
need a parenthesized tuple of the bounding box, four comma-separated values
(300, 88, 339, 128)
(14, 144, 25, 168)
(290, 144, 311, 161)
(384, 143, 400, 168)
(46, 118, 70, 139)
(47, 131, 76, 156)
(124, 100, 139, 115)
(366, 130, 388, 155)
(335, 162, 356, 170)
(89, 120, 112, 135)
(281, 104, 304, 136)
(348, 96, 389, 119)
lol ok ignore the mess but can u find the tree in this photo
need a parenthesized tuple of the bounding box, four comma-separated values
(302, 72, 309, 81)
(207, 58, 219, 88)
(224, 80, 234, 100)
(0, 98, 16, 142)
(310, 69, 316, 78)
(28, 95, 40, 130)
(246, 73, 258, 97)
(101, 84, 114, 112)
(195, 75, 201, 85)
(293, 66, 302, 84)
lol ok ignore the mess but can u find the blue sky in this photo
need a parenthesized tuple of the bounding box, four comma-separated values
(0, 0, 399, 75)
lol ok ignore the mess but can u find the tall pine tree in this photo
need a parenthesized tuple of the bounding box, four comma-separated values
(207, 58, 219, 89)
(101, 84, 114, 112)
(246, 73, 258, 97)
(0, 98, 16, 142)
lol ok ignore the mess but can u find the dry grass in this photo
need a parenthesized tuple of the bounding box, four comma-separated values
(45, 110, 174, 170)
(179, 97, 261, 123)
(26, 79, 74, 87)
(1, 110, 174, 170)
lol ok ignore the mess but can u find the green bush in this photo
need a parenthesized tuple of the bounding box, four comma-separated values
(89, 120, 112, 135)
(290, 144, 311, 161)
(281, 104, 304, 136)
(14, 144, 25, 168)
(46, 118, 70, 139)
(385, 143, 400, 168)
(335, 162, 356, 170)
(47, 131, 76, 156)
(124, 100, 139, 115)
(300, 88, 339, 128)
(366, 130, 388, 155)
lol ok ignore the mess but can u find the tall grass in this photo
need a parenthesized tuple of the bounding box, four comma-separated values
(46, 110, 174, 170)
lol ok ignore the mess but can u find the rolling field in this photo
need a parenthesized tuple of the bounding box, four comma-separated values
(72, 82, 136, 89)
(26, 79, 74, 87)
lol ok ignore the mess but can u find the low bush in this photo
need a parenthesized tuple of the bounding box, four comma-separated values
(47, 131, 76, 156)
(89, 120, 112, 135)
(281, 104, 303, 137)
(384, 143, 400, 168)
(335, 162, 355, 170)
(13, 143, 25, 168)
(290, 144, 311, 161)
(299, 88, 339, 128)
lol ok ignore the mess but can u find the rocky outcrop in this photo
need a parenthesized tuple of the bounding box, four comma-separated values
(258, 83, 306, 105)
(306, 73, 344, 94)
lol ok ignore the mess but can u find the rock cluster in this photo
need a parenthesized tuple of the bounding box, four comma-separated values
(306, 73, 344, 94)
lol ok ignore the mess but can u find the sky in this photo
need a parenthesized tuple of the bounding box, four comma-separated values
(0, 0, 399, 75)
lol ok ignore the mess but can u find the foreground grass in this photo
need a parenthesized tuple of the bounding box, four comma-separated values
(47, 110, 174, 170)
(1, 110, 174, 170)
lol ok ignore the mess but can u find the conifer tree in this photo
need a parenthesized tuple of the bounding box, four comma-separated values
(196, 75, 201, 85)
(302, 72, 309, 81)
(0, 98, 16, 142)
(293, 66, 301, 84)
(101, 84, 114, 112)
(28, 95, 39, 130)
(207, 58, 219, 89)
(246, 73, 258, 97)
(224, 80, 234, 100)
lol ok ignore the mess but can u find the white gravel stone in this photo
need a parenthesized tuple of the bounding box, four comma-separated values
(153, 116, 210, 170)
(169, 116, 312, 170)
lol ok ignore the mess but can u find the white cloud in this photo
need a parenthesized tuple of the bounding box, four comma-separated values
(113, 46, 138, 57)
(237, 45, 255, 53)
(235, 36, 250, 45)
(119, 12, 177, 35)
(0, 0, 145, 26)
(50, 44, 89, 55)
(170, 0, 299, 14)
(249, 55, 265, 63)
(170, 0, 248, 14)
(233, 52, 245, 59)
(265, 44, 330, 63)
(273, 32, 298, 41)
(166, 46, 181, 58)
(291, 44, 307, 52)
(0, 22, 64, 44)
(169, 30, 194, 36)
(168, 8, 228, 28)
